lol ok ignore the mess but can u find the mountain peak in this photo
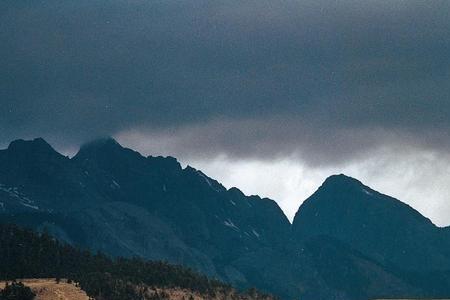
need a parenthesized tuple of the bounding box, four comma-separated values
(73, 137, 148, 170)
(74, 137, 125, 158)
(7, 137, 59, 156)
(321, 174, 364, 188)
(79, 137, 122, 151)
(147, 155, 182, 172)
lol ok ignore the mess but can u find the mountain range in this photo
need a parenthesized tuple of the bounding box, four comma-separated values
(1, 137, 450, 300)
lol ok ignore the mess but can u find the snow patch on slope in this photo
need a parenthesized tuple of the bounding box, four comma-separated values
(223, 219, 239, 230)
(362, 188, 373, 196)
(252, 229, 260, 238)
(0, 184, 39, 210)
(196, 171, 224, 192)
(111, 180, 121, 189)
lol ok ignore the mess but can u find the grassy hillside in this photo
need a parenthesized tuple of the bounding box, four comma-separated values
(0, 279, 89, 300)
(0, 279, 273, 300)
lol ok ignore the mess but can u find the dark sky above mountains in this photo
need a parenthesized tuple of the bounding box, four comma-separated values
(1, 0, 450, 224)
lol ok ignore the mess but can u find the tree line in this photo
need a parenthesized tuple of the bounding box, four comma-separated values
(0, 223, 274, 300)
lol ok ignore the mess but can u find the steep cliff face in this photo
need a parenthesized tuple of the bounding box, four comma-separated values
(0, 139, 94, 213)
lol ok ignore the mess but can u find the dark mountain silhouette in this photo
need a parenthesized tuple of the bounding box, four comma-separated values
(0, 138, 311, 299)
(1, 138, 450, 299)
(293, 174, 450, 271)
(292, 174, 450, 298)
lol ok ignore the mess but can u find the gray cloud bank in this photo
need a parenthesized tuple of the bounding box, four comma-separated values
(1, 0, 450, 165)
(2, 0, 450, 226)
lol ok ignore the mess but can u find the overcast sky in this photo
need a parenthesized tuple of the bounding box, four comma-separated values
(2, 0, 450, 225)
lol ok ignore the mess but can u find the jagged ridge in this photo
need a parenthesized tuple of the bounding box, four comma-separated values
(1, 138, 450, 300)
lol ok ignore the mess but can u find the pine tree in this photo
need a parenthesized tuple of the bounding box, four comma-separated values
(0, 281, 36, 300)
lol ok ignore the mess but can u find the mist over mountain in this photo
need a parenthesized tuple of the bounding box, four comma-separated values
(1, 138, 450, 299)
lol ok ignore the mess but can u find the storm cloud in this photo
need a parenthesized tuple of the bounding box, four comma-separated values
(1, 1, 450, 224)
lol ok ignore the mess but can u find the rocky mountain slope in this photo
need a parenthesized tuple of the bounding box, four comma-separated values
(292, 174, 450, 298)
(1, 138, 450, 299)
(293, 175, 450, 270)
